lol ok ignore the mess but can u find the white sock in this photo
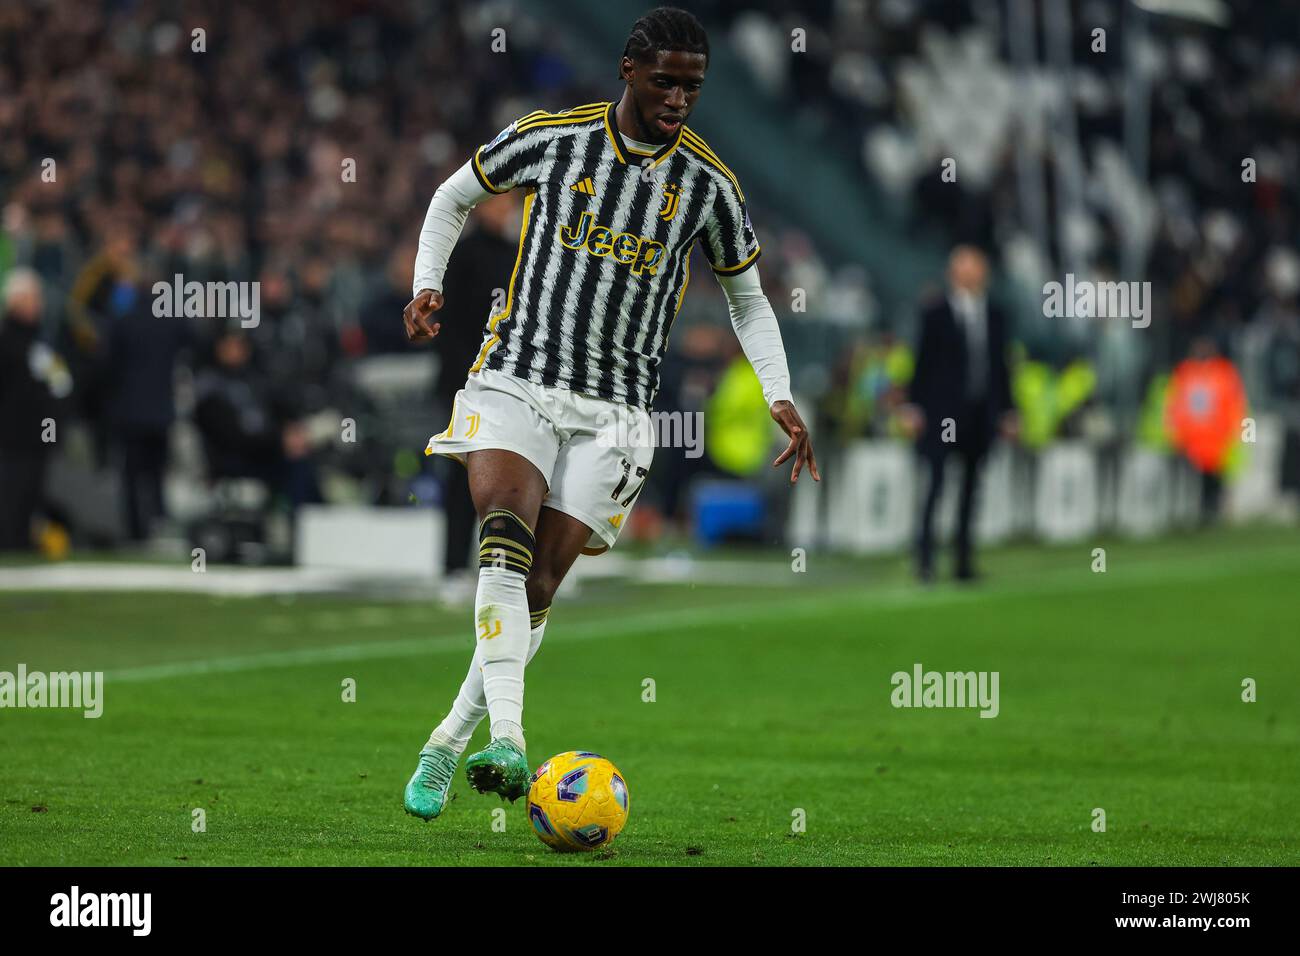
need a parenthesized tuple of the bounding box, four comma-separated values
(426, 645, 488, 753)
(428, 616, 549, 754)
(473, 565, 531, 747)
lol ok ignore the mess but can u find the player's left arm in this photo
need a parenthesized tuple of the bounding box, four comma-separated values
(703, 178, 818, 484)
(715, 265, 819, 484)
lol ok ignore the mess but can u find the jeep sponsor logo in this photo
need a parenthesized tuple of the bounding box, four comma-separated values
(557, 211, 665, 276)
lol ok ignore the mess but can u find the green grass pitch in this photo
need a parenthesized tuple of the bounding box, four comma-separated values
(1, 528, 1297, 866)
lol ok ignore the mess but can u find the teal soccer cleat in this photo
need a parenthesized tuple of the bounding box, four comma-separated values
(403, 745, 460, 821)
(464, 737, 530, 802)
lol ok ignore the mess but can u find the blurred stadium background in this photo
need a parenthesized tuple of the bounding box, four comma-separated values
(2, 0, 1298, 867)
(2, 0, 1296, 580)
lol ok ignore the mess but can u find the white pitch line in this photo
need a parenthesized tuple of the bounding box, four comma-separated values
(102, 602, 766, 682)
(0, 562, 395, 595)
(0, 555, 799, 595)
(90, 544, 1300, 684)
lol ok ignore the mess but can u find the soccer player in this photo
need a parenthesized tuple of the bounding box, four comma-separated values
(401, 6, 818, 819)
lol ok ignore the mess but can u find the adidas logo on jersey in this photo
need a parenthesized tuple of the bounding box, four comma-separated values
(569, 177, 596, 196)
(557, 210, 665, 277)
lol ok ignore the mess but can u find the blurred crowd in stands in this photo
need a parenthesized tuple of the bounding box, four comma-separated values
(714, 0, 1300, 498)
(0, 0, 839, 558)
(2, 0, 1297, 560)
(716, 0, 1300, 407)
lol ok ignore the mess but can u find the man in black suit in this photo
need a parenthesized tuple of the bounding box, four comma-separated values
(903, 246, 1018, 582)
(105, 277, 191, 540)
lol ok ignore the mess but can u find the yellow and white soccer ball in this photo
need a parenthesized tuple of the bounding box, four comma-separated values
(526, 751, 629, 852)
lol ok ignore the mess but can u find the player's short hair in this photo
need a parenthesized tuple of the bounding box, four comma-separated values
(621, 7, 709, 74)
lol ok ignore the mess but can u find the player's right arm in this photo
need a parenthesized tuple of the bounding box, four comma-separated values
(404, 162, 490, 342)
(405, 115, 550, 343)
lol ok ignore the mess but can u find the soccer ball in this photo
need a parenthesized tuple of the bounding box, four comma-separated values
(526, 751, 629, 852)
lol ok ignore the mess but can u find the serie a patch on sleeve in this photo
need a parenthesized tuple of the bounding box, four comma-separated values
(486, 122, 516, 150)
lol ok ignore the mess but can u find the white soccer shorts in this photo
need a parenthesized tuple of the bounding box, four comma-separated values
(425, 367, 655, 553)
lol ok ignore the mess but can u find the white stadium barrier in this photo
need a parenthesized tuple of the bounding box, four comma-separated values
(1033, 442, 1100, 543)
(1116, 447, 1171, 538)
(296, 505, 444, 581)
(787, 435, 1288, 554)
(826, 441, 915, 554)
(1226, 413, 1285, 522)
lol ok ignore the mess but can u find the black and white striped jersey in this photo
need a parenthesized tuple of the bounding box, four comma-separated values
(466, 101, 761, 411)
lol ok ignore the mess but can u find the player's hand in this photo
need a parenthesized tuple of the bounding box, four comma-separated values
(403, 288, 444, 342)
(770, 400, 820, 484)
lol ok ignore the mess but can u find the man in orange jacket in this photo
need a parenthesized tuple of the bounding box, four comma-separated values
(1166, 337, 1247, 523)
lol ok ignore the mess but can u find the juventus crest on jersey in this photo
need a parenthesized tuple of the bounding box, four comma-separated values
(467, 101, 760, 411)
